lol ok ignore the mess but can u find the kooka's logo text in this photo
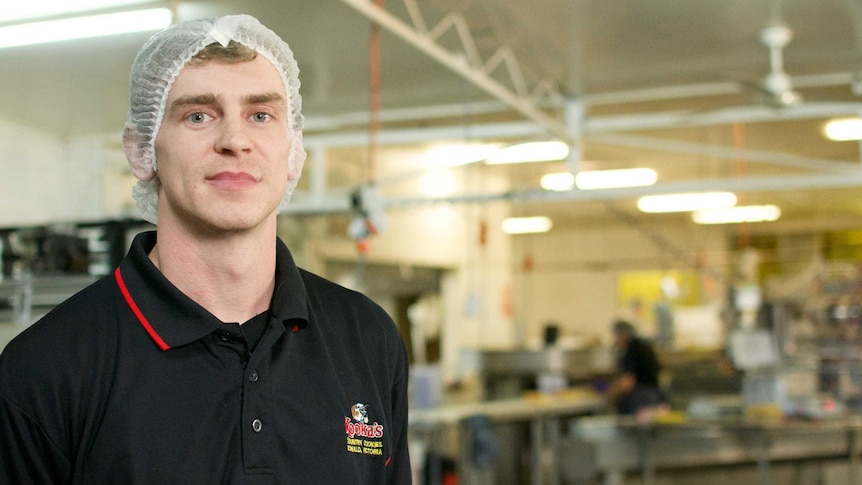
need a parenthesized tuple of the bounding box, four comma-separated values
(344, 417, 384, 439)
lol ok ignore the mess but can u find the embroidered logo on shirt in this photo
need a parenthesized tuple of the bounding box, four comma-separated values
(345, 402, 384, 456)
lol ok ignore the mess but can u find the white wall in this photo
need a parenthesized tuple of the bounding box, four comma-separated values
(0, 116, 133, 227)
(0, 119, 66, 226)
(511, 222, 732, 347)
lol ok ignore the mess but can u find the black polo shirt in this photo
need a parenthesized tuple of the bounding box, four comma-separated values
(0, 231, 411, 484)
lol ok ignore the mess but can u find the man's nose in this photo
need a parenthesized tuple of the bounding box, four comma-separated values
(215, 116, 252, 154)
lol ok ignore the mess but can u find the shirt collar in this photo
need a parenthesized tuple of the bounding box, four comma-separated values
(115, 231, 309, 351)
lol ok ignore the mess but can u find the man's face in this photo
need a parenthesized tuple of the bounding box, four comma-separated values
(154, 55, 297, 233)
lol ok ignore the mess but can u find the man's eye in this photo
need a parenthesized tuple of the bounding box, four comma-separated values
(187, 112, 210, 123)
(252, 112, 271, 122)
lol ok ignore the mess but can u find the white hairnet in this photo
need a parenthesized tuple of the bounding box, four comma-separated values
(123, 14, 306, 224)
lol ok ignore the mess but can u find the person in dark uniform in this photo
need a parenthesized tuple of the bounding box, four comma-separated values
(604, 319, 667, 415)
(0, 15, 411, 484)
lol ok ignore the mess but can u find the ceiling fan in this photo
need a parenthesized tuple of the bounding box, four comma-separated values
(725, 2, 861, 118)
(751, 21, 803, 107)
(694, 2, 853, 117)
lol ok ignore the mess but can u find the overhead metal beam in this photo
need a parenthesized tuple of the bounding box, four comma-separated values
(303, 118, 854, 174)
(304, 99, 862, 143)
(588, 133, 860, 174)
(587, 102, 862, 132)
(582, 72, 858, 106)
(303, 72, 861, 133)
(378, 172, 862, 207)
(337, 0, 572, 142)
(282, 172, 862, 215)
(304, 120, 545, 148)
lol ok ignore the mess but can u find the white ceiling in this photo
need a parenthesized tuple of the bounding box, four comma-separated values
(2, 0, 862, 233)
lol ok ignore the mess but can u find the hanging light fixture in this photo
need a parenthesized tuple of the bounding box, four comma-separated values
(541, 167, 658, 192)
(5, 0, 156, 22)
(575, 167, 657, 190)
(0, 7, 172, 49)
(540, 172, 575, 191)
(692, 205, 781, 224)
(485, 141, 569, 165)
(427, 142, 497, 167)
(637, 191, 737, 213)
(502, 216, 553, 234)
(823, 118, 862, 141)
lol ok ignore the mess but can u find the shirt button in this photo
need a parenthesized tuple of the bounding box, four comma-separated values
(249, 370, 259, 382)
(252, 419, 263, 432)
(218, 332, 231, 342)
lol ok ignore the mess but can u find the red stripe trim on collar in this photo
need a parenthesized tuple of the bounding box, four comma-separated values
(114, 267, 171, 351)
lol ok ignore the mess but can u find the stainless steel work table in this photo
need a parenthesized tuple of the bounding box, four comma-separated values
(409, 389, 607, 485)
(571, 414, 862, 485)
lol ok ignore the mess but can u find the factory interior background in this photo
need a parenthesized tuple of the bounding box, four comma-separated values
(3, 0, 862, 483)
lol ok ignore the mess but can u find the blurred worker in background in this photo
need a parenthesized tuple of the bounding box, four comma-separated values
(604, 319, 668, 416)
(0, 14, 411, 484)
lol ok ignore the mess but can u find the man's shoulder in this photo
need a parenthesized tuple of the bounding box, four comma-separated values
(297, 268, 396, 331)
(298, 268, 378, 306)
(37, 275, 119, 325)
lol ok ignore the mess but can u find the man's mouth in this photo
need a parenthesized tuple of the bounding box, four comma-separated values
(207, 171, 258, 189)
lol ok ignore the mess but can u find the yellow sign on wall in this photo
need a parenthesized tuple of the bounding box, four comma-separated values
(617, 269, 702, 324)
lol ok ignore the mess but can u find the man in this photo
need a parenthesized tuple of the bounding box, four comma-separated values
(0, 15, 411, 484)
(604, 320, 667, 416)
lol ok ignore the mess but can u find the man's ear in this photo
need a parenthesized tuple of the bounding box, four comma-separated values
(123, 123, 156, 181)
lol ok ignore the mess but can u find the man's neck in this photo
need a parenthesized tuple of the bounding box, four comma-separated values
(150, 222, 277, 324)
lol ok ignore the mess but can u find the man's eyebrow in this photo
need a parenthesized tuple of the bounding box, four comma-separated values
(169, 94, 218, 113)
(245, 92, 286, 106)
(168, 93, 286, 116)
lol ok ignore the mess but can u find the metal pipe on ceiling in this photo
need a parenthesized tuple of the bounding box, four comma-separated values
(282, 171, 862, 215)
(588, 133, 860, 174)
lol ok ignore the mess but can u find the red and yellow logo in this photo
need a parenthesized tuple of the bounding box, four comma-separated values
(345, 403, 384, 456)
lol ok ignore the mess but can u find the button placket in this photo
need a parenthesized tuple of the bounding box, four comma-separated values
(239, 320, 279, 471)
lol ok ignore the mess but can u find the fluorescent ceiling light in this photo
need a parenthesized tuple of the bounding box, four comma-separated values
(486, 141, 569, 165)
(637, 191, 737, 213)
(502, 216, 553, 234)
(0, 8, 172, 49)
(823, 118, 862, 141)
(541, 167, 659, 192)
(540, 172, 575, 191)
(692, 205, 781, 224)
(427, 143, 495, 167)
(4, 0, 155, 23)
(575, 167, 658, 190)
